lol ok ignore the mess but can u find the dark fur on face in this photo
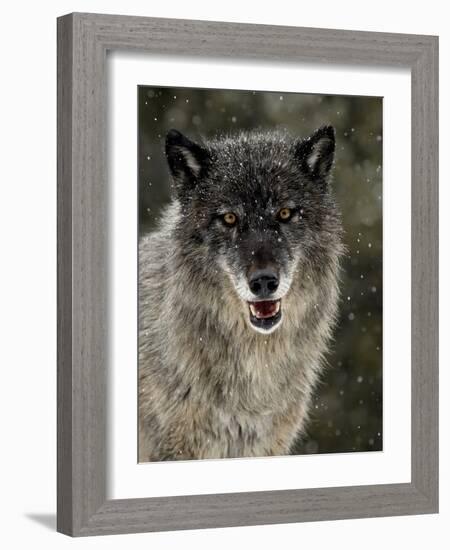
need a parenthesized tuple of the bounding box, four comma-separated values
(165, 127, 342, 334)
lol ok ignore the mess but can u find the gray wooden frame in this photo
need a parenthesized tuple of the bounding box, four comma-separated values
(57, 12, 439, 537)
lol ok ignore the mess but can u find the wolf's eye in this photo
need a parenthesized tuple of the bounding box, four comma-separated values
(277, 208, 293, 222)
(223, 212, 237, 226)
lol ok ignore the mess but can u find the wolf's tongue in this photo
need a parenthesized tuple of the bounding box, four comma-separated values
(249, 300, 278, 319)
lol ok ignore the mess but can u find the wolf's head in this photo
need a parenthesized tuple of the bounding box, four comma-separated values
(165, 127, 341, 335)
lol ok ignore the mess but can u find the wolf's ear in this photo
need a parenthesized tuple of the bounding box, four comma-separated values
(294, 126, 335, 180)
(165, 129, 210, 188)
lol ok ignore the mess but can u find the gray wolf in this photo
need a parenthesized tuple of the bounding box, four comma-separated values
(139, 126, 344, 461)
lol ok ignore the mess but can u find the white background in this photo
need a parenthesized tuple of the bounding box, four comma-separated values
(0, 1, 447, 549)
(109, 55, 411, 498)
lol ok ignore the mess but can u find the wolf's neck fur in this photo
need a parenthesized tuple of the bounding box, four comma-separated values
(139, 201, 342, 459)
(141, 208, 338, 410)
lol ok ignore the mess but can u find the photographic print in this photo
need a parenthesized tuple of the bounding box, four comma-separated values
(138, 86, 382, 462)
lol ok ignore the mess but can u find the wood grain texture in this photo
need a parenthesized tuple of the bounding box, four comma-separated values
(57, 14, 74, 535)
(410, 37, 439, 506)
(57, 12, 439, 536)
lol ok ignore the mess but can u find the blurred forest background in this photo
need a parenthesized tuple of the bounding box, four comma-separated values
(138, 86, 383, 455)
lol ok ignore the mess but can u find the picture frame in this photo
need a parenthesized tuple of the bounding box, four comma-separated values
(57, 12, 438, 536)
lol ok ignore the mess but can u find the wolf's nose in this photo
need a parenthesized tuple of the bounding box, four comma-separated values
(249, 269, 279, 298)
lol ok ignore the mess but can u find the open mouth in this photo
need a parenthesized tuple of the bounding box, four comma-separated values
(247, 299, 282, 332)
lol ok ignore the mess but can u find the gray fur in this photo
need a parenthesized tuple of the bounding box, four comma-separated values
(139, 127, 344, 461)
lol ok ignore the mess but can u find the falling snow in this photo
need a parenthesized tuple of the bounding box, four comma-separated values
(138, 85, 383, 456)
